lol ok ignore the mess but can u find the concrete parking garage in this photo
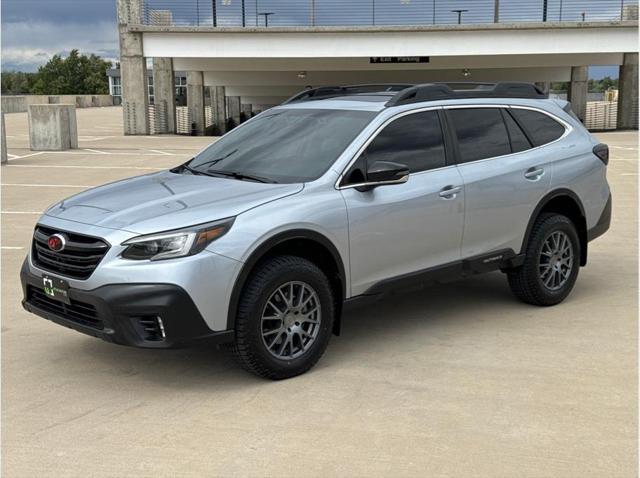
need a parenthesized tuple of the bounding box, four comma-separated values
(1, 106, 637, 477)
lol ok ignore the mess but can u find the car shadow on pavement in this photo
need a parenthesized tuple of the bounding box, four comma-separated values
(66, 271, 558, 388)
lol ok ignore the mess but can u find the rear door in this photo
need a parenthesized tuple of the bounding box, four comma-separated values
(446, 106, 559, 259)
(340, 109, 465, 296)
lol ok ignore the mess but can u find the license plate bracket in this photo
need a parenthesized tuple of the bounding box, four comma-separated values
(42, 275, 71, 304)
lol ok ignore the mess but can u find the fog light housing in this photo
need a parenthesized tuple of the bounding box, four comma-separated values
(135, 316, 167, 341)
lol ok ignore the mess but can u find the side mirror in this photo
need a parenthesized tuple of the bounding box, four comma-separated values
(343, 160, 410, 192)
(366, 161, 410, 185)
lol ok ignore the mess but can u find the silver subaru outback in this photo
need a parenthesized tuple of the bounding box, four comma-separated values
(21, 83, 611, 379)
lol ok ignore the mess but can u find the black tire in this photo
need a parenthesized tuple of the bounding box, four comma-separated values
(232, 255, 334, 380)
(507, 213, 580, 306)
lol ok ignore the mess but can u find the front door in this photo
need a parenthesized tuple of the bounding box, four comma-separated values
(339, 109, 465, 296)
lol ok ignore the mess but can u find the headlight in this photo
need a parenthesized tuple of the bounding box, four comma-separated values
(121, 217, 234, 261)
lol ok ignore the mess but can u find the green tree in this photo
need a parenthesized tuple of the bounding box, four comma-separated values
(588, 76, 618, 92)
(551, 77, 620, 94)
(1, 71, 38, 94)
(31, 50, 112, 95)
(550, 81, 569, 92)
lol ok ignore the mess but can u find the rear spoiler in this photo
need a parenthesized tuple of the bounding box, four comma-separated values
(552, 99, 583, 124)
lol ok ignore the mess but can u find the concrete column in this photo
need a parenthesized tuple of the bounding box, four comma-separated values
(1, 113, 7, 164)
(117, 0, 149, 135)
(211, 86, 227, 134)
(227, 96, 242, 128)
(241, 104, 253, 122)
(152, 58, 176, 134)
(617, 53, 639, 130)
(567, 66, 588, 122)
(28, 104, 78, 151)
(187, 72, 205, 135)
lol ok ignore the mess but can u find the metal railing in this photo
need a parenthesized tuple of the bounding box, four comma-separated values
(142, 0, 638, 27)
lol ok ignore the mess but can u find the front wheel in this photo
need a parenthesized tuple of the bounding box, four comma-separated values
(232, 255, 334, 380)
(507, 213, 580, 306)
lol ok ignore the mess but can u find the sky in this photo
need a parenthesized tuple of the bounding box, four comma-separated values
(1, 0, 118, 72)
(0, 0, 619, 78)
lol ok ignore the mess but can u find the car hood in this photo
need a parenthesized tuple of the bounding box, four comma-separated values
(45, 171, 303, 234)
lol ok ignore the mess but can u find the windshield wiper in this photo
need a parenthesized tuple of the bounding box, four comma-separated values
(187, 149, 238, 171)
(206, 170, 277, 184)
(181, 163, 218, 177)
(181, 164, 276, 183)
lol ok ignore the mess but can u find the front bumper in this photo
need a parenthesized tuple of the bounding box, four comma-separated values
(21, 260, 234, 348)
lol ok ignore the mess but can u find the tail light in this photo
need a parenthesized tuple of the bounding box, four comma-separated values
(593, 143, 609, 165)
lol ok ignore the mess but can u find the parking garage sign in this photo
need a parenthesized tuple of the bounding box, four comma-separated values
(370, 57, 430, 64)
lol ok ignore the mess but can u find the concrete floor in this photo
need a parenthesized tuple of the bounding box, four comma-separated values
(1, 107, 637, 477)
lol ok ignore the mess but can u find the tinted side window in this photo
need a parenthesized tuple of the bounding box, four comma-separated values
(510, 108, 565, 146)
(363, 111, 446, 173)
(449, 108, 511, 163)
(503, 110, 532, 153)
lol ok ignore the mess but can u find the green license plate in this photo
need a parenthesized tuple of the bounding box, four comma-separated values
(42, 275, 70, 304)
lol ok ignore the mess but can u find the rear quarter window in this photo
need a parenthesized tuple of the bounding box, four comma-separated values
(510, 108, 566, 147)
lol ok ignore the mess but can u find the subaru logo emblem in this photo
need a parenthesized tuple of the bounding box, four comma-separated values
(47, 233, 66, 252)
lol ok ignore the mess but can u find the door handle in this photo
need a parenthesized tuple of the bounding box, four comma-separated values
(524, 167, 545, 181)
(439, 185, 462, 199)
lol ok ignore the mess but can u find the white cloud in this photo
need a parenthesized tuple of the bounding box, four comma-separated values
(1, 20, 118, 71)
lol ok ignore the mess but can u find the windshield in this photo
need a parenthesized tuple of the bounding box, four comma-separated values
(185, 108, 376, 183)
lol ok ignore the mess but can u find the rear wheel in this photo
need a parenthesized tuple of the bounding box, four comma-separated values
(232, 255, 334, 380)
(507, 213, 580, 306)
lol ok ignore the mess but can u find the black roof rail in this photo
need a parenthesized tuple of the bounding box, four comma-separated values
(385, 82, 547, 107)
(282, 84, 413, 104)
(282, 82, 547, 106)
(439, 82, 496, 90)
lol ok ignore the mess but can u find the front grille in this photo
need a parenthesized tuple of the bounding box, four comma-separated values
(27, 286, 104, 330)
(32, 226, 109, 280)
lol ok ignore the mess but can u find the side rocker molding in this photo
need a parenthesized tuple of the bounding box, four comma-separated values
(225, 229, 347, 331)
(360, 248, 522, 297)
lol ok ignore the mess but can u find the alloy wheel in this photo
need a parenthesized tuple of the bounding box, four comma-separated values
(260, 281, 322, 359)
(538, 230, 574, 291)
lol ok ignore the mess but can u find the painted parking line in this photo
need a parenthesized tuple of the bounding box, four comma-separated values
(5, 164, 163, 171)
(6, 152, 45, 160)
(83, 148, 109, 155)
(611, 146, 639, 151)
(1, 183, 91, 189)
(1, 211, 42, 215)
(146, 149, 174, 156)
(6, 150, 184, 159)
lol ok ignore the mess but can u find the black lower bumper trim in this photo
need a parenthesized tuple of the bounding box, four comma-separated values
(587, 194, 612, 242)
(21, 260, 234, 349)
